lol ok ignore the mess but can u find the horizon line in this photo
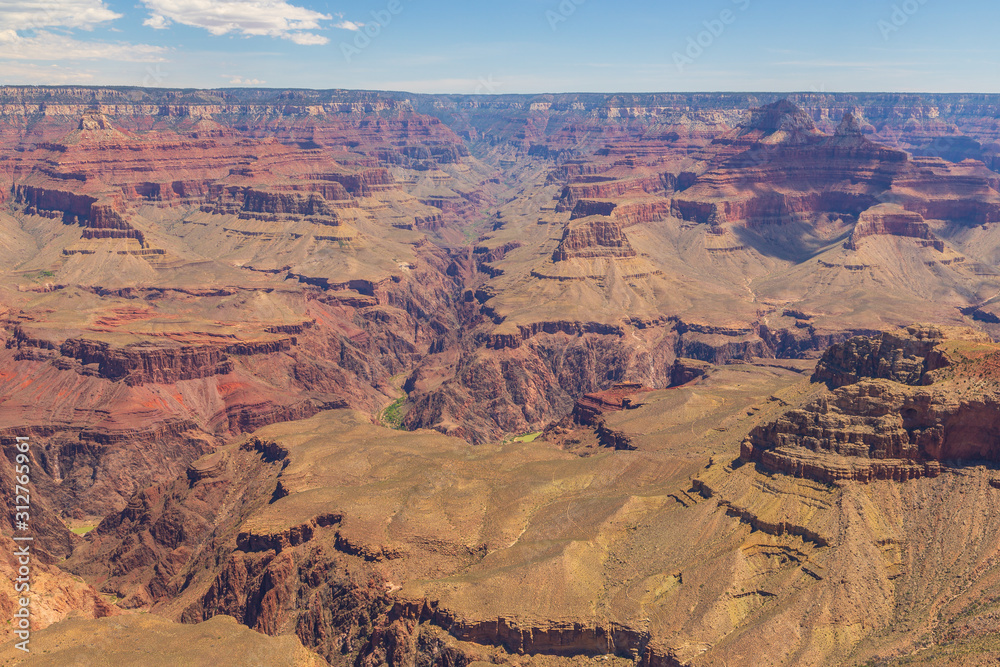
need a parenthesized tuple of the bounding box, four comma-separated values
(2, 85, 1000, 97)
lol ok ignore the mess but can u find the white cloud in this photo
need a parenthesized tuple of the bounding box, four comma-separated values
(334, 20, 364, 31)
(0, 0, 120, 32)
(0, 31, 166, 61)
(143, 14, 169, 30)
(0, 1, 165, 65)
(142, 0, 331, 44)
(289, 32, 327, 45)
(227, 76, 265, 85)
(0, 61, 99, 84)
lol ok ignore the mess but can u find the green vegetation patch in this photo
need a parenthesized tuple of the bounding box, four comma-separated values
(380, 397, 407, 430)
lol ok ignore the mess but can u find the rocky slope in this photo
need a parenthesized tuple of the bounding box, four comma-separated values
(65, 386, 814, 666)
(0, 613, 326, 665)
(63, 342, 1000, 665)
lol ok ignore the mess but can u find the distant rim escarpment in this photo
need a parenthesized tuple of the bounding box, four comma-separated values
(8, 86, 1000, 120)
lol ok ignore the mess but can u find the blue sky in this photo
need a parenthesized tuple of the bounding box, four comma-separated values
(0, 0, 997, 93)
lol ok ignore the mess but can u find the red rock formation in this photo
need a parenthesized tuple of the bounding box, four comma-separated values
(473, 241, 523, 264)
(555, 382, 656, 452)
(611, 199, 673, 226)
(848, 204, 942, 250)
(213, 188, 342, 222)
(552, 217, 637, 261)
(743, 326, 1000, 484)
(810, 325, 975, 388)
(743, 99, 824, 141)
(569, 199, 617, 219)
(312, 168, 396, 196)
(571, 382, 651, 425)
(483, 320, 625, 351)
(671, 101, 1000, 231)
(570, 199, 673, 227)
(669, 358, 712, 386)
(557, 174, 670, 212)
(371, 601, 683, 666)
(54, 339, 235, 385)
(13, 184, 97, 221)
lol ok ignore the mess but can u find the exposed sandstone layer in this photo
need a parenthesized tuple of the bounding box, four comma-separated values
(541, 381, 657, 454)
(0, 613, 326, 666)
(848, 204, 942, 251)
(671, 103, 1000, 230)
(572, 382, 652, 425)
(742, 326, 1000, 483)
(552, 217, 638, 261)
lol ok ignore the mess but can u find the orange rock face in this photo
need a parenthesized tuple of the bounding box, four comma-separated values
(552, 217, 638, 261)
(742, 326, 1000, 483)
(672, 103, 1000, 230)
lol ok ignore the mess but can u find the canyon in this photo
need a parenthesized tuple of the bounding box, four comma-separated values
(6, 87, 1000, 664)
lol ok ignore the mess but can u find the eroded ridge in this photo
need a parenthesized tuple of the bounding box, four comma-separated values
(742, 325, 1000, 482)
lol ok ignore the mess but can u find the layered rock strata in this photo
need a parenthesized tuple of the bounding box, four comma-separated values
(742, 326, 1000, 483)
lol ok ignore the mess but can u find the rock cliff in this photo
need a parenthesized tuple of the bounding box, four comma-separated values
(743, 326, 1000, 483)
(552, 217, 638, 261)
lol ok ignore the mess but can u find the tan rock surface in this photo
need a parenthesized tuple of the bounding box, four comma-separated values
(0, 613, 325, 666)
